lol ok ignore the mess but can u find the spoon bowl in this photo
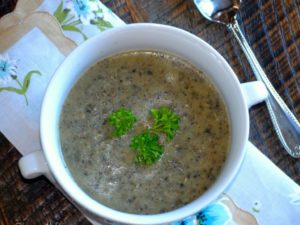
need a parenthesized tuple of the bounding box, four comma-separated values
(195, 0, 240, 24)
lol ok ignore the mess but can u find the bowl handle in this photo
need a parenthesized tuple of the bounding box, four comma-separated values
(18, 150, 55, 183)
(241, 81, 268, 108)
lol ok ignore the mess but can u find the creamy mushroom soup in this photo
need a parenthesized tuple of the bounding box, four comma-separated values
(60, 51, 231, 214)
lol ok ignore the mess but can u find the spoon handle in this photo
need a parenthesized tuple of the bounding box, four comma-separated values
(228, 19, 300, 158)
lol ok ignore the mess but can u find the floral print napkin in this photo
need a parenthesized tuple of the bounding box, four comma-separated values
(0, 1, 299, 225)
(0, 0, 124, 157)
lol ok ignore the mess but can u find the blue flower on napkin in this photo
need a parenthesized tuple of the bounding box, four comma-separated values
(0, 54, 17, 84)
(196, 202, 231, 225)
(68, 0, 98, 25)
(172, 201, 231, 225)
(73, 0, 90, 17)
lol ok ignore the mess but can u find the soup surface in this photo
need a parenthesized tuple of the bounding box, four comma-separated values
(60, 51, 230, 214)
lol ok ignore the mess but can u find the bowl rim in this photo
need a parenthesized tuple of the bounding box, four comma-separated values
(40, 23, 249, 225)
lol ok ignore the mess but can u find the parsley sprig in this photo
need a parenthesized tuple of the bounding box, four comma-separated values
(108, 108, 137, 137)
(130, 130, 164, 165)
(107, 106, 180, 165)
(150, 106, 180, 141)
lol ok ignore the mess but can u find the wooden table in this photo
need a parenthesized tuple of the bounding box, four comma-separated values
(0, 0, 299, 224)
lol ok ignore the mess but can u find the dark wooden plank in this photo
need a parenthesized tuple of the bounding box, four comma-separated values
(1, 0, 300, 224)
(0, 0, 17, 17)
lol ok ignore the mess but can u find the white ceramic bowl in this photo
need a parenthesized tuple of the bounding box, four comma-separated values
(21, 23, 268, 225)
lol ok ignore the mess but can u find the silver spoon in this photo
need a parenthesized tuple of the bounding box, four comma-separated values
(194, 0, 300, 158)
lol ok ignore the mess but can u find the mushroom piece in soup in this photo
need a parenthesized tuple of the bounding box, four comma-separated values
(60, 50, 231, 214)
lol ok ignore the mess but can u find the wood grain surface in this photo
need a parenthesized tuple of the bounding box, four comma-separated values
(1, 0, 300, 224)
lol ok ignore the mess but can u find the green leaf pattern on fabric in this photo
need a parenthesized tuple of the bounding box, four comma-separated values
(91, 17, 113, 31)
(0, 54, 41, 105)
(53, 1, 67, 23)
(62, 24, 88, 40)
(289, 188, 300, 205)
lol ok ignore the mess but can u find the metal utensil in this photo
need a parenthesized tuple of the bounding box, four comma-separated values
(194, 0, 300, 158)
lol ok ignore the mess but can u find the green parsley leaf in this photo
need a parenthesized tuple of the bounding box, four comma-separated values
(108, 108, 137, 137)
(130, 131, 164, 165)
(150, 106, 180, 141)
